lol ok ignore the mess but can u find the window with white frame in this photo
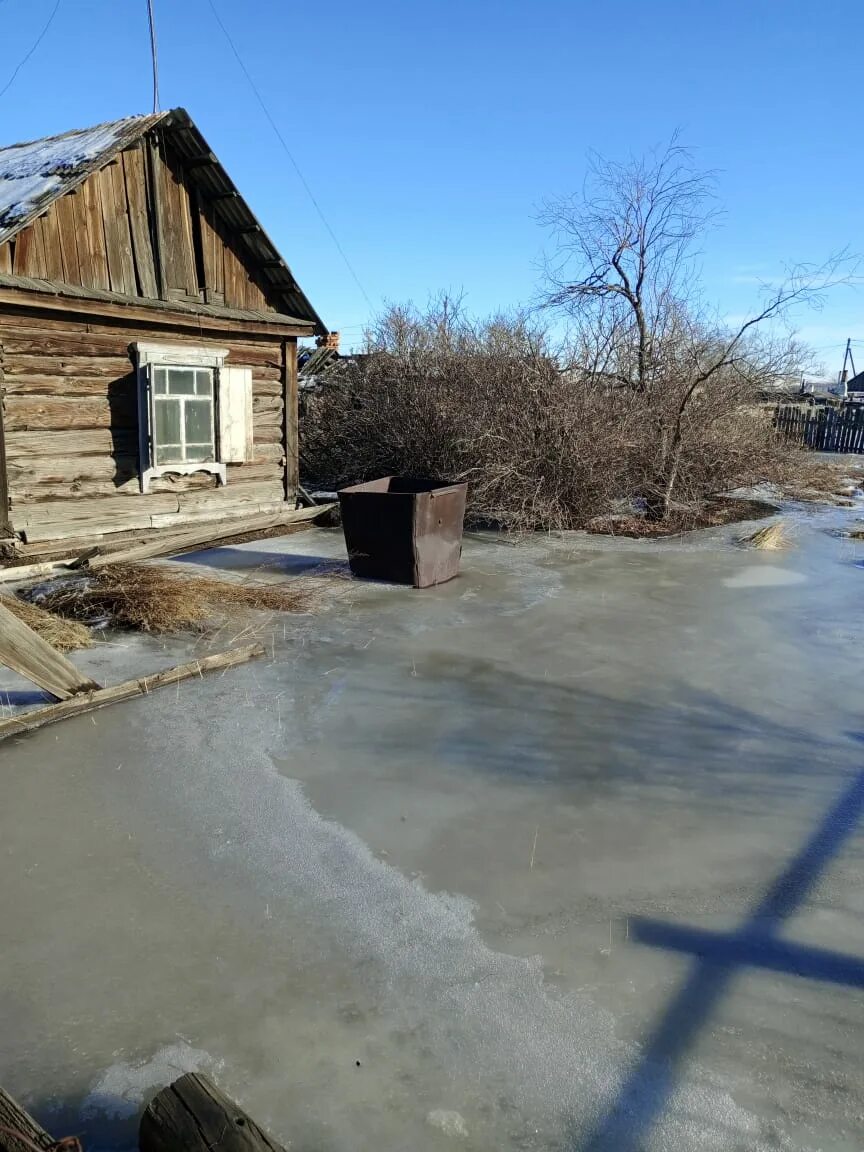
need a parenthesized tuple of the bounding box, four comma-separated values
(134, 342, 253, 493)
(152, 366, 216, 465)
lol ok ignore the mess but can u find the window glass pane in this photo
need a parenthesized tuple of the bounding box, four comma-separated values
(195, 369, 213, 395)
(184, 398, 214, 451)
(154, 398, 182, 449)
(185, 444, 213, 462)
(153, 367, 167, 395)
(167, 368, 196, 395)
(155, 444, 183, 465)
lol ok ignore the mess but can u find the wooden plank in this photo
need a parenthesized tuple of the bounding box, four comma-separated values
(140, 1074, 286, 1152)
(0, 645, 265, 741)
(0, 345, 9, 533)
(70, 188, 96, 287)
(122, 148, 159, 298)
(81, 172, 110, 290)
(11, 227, 35, 276)
(156, 150, 189, 295)
(40, 206, 65, 281)
(0, 597, 99, 698)
(0, 242, 11, 275)
(54, 193, 82, 283)
(89, 503, 329, 567)
(5, 428, 137, 458)
(0, 558, 85, 584)
(145, 135, 166, 298)
(283, 338, 298, 499)
(0, 1085, 56, 1152)
(199, 205, 223, 298)
(31, 217, 49, 279)
(100, 163, 137, 297)
(176, 170, 200, 297)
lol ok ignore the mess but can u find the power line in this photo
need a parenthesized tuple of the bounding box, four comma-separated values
(146, 0, 160, 114)
(204, 0, 374, 312)
(0, 0, 62, 101)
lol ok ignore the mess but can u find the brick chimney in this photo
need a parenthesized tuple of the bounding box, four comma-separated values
(316, 331, 341, 352)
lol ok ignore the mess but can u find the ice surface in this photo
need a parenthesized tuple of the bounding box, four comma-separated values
(1, 505, 864, 1152)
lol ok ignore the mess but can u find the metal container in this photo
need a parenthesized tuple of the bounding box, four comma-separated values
(338, 477, 468, 587)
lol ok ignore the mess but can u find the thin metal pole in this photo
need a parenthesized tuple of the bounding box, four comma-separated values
(146, 0, 160, 113)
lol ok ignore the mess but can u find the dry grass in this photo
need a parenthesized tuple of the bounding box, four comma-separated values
(739, 521, 791, 550)
(2, 595, 93, 650)
(31, 564, 321, 634)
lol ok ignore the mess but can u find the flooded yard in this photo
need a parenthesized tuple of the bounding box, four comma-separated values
(2, 503, 864, 1152)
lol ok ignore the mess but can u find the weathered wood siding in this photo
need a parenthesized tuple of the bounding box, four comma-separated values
(0, 308, 295, 545)
(0, 139, 276, 312)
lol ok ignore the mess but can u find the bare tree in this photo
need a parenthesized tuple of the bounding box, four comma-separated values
(542, 139, 849, 518)
(540, 138, 717, 394)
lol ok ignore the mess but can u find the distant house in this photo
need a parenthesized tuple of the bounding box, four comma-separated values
(845, 370, 864, 399)
(0, 108, 326, 553)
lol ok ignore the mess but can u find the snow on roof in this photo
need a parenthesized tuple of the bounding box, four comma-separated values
(0, 114, 162, 233)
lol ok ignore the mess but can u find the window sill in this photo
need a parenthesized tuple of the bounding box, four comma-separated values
(141, 462, 227, 493)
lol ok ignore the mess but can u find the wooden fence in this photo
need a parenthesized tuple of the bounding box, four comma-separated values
(775, 402, 864, 453)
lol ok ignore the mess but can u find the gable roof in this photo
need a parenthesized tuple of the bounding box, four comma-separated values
(0, 108, 325, 332)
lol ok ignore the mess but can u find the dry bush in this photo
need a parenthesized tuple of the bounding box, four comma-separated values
(2, 596, 92, 651)
(301, 298, 793, 531)
(27, 565, 319, 634)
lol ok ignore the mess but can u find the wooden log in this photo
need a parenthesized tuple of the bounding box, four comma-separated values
(4, 396, 136, 433)
(0, 598, 99, 699)
(1, 355, 133, 377)
(140, 1074, 286, 1152)
(88, 503, 334, 568)
(5, 429, 138, 459)
(0, 558, 84, 584)
(0, 1085, 55, 1152)
(0, 645, 265, 741)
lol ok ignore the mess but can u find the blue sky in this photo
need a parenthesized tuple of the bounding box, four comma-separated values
(1, 0, 861, 368)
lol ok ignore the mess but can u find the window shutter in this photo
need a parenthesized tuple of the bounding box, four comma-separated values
(219, 366, 253, 463)
(138, 362, 154, 473)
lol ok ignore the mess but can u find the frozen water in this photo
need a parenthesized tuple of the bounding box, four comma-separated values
(1, 505, 863, 1151)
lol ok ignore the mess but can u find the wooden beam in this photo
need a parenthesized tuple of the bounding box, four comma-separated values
(0, 598, 99, 699)
(0, 1086, 55, 1152)
(140, 1074, 287, 1152)
(0, 340, 10, 534)
(0, 644, 265, 741)
(283, 339, 299, 500)
(87, 503, 333, 568)
(145, 134, 167, 299)
(0, 289, 313, 338)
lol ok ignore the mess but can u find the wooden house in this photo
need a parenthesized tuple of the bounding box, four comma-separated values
(0, 108, 326, 555)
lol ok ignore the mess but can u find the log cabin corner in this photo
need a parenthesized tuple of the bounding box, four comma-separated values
(0, 108, 327, 556)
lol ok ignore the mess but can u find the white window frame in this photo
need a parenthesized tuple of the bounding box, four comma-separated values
(134, 342, 230, 493)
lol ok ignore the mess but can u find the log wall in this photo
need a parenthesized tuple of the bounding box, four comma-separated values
(0, 305, 297, 546)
